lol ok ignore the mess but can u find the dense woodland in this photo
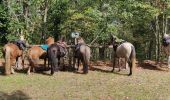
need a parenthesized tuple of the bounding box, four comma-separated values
(0, 0, 170, 61)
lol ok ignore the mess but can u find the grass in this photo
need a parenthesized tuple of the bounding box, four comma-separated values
(0, 66, 170, 100)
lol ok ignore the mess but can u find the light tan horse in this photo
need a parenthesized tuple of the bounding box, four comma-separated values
(162, 34, 170, 68)
(2, 43, 23, 75)
(73, 37, 91, 74)
(111, 36, 136, 76)
(27, 37, 54, 74)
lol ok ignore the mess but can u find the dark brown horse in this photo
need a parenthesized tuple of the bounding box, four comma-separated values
(47, 37, 67, 75)
(2, 43, 24, 75)
(27, 37, 54, 75)
(73, 37, 91, 74)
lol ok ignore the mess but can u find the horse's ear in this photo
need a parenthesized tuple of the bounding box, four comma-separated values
(60, 36, 65, 42)
(109, 33, 116, 41)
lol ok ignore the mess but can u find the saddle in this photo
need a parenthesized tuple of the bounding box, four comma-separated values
(57, 43, 67, 57)
(163, 37, 170, 47)
(15, 40, 26, 50)
(74, 43, 85, 58)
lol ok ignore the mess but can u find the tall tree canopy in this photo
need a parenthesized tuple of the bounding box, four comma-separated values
(1, 0, 170, 60)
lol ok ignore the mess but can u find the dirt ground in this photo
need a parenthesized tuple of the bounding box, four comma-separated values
(0, 58, 169, 73)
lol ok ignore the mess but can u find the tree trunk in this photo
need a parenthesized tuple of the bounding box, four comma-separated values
(23, 0, 29, 36)
(148, 40, 153, 60)
(155, 15, 161, 62)
(99, 47, 105, 60)
(42, 0, 48, 43)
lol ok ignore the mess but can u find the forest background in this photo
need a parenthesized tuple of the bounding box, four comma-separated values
(0, 0, 169, 61)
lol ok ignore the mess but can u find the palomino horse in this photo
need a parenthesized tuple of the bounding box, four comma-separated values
(47, 37, 67, 75)
(73, 37, 91, 74)
(27, 37, 54, 75)
(111, 36, 136, 76)
(162, 34, 170, 68)
(2, 43, 24, 75)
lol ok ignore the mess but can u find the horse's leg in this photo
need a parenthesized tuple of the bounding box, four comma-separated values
(15, 57, 19, 68)
(77, 58, 80, 71)
(82, 56, 88, 74)
(27, 66, 31, 75)
(44, 57, 47, 68)
(11, 59, 15, 74)
(118, 58, 121, 72)
(125, 59, 128, 69)
(82, 61, 88, 74)
(128, 60, 132, 76)
(51, 58, 58, 75)
(168, 56, 170, 68)
(73, 56, 76, 70)
(57, 57, 60, 71)
(111, 56, 116, 72)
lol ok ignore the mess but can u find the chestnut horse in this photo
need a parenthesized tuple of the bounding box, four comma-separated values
(27, 37, 54, 75)
(73, 37, 91, 74)
(2, 43, 24, 75)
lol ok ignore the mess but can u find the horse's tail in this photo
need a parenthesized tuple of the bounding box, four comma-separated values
(82, 46, 90, 74)
(50, 49, 58, 75)
(4, 46, 11, 75)
(130, 45, 136, 74)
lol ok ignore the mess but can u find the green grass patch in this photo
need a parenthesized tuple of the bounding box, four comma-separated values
(0, 69, 170, 100)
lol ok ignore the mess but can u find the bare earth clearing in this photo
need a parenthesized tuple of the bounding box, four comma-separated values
(0, 59, 170, 100)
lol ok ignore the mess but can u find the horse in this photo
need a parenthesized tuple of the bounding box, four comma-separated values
(2, 43, 24, 75)
(111, 36, 136, 76)
(27, 37, 54, 75)
(73, 37, 91, 74)
(162, 34, 170, 68)
(47, 37, 67, 75)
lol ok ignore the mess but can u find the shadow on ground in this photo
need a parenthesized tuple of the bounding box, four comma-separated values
(139, 60, 169, 71)
(0, 90, 31, 100)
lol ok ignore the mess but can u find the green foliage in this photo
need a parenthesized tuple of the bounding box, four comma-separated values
(1, 0, 170, 60)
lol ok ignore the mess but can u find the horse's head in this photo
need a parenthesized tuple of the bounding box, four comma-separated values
(46, 37, 54, 46)
(57, 36, 67, 48)
(77, 37, 85, 44)
(111, 36, 117, 45)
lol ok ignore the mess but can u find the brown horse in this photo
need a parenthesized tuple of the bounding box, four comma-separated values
(27, 37, 54, 75)
(2, 43, 24, 75)
(73, 37, 91, 74)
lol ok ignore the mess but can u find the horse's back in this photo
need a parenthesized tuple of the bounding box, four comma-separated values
(3, 43, 21, 58)
(116, 42, 134, 58)
(28, 46, 46, 59)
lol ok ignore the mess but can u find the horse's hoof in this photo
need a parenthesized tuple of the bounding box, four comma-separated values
(51, 72, 54, 75)
(27, 72, 31, 75)
(83, 71, 88, 74)
(111, 69, 114, 72)
(11, 71, 15, 74)
(128, 73, 132, 76)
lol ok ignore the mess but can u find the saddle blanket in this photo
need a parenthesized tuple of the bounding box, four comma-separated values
(40, 44, 49, 51)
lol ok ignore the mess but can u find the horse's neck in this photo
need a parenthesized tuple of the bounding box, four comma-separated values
(113, 45, 118, 52)
(57, 42, 67, 48)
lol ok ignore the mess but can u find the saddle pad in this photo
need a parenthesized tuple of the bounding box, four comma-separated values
(163, 38, 170, 47)
(40, 44, 49, 51)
